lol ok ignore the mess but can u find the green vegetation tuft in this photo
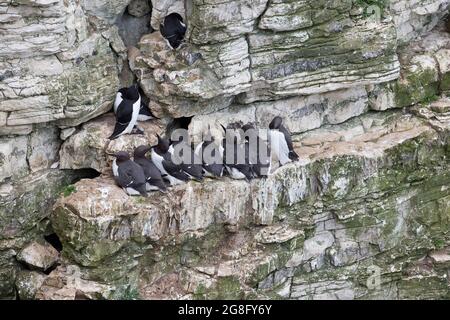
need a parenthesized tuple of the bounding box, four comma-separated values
(62, 185, 76, 197)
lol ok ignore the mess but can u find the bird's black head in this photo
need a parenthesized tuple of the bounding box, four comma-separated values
(241, 123, 256, 141)
(155, 134, 170, 154)
(134, 145, 152, 159)
(167, 12, 184, 23)
(114, 151, 131, 163)
(123, 84, 140, 101)
(269, 116, 283, 130)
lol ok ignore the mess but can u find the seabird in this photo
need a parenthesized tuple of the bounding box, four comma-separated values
(151, 134, 190, 186)
(160, 13, 187, 50)
(111, 151, 148, 197)
(242, 123, 271, 177)
(114, 85, 157, 122)
(194, 133, 225, 178)
(221, 125, 253, 180)
(169, 138, 204, 181)
(133, 145, 167, 192)
(109, 84, 141, 140)
(268, 116, 299, 166)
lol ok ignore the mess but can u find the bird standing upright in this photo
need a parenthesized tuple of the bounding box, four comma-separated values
(112, 151, 148, 197)
(151, 135, 190, 186)
(268, 116, 299, 166)
(109, 84, 141, 140)
(133, 145, 167, 192)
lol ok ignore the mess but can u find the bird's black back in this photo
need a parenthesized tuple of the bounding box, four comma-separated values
(109, 99, 135, 140)
(115, 159, 147, 196)
(160, 13, 187, 49)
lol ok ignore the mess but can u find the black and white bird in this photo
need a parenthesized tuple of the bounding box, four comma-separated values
(160, 13, 187, 50)
(133, 145, 167, 193)
(112, 151, 148, 197)
(109, 85, 141, 140)
(241, 123, 271, 177)
(151, 135, 190, 186)
(268, 116, 299, 166)
(221, 125, 253, 181)
(169, 138, 204, 181)
(114, 86, 157, 122)
(194, 134, 225, 178)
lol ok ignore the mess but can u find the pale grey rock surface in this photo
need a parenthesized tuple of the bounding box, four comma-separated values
(17, 240, 59, 271)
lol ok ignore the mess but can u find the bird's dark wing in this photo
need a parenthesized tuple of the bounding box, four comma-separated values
(109, 101, 134, 139)
(162, 157, 190, 181)
(115, 165, 134, 188)
(109, 122, 128, 140)
(116, 100, 133, 123)
(139, 101, 158, 119)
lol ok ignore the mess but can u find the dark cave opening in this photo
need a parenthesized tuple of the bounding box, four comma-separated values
(166, 116, 193, 138)
(116, 1, 154, 49)
(44, 233, 63, 253)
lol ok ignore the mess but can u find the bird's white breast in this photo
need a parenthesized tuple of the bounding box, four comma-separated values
(112, 159, 119, 177)
(269, 130, 291, 165)
(151, 149, 167, 175)
(123, 97, 141, 135)
(113, 92, 122, 114)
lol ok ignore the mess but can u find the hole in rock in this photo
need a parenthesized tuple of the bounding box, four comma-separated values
(116, 1, 153, 48)
(44, 233, 63, 252)
(166, 116, 193, 139)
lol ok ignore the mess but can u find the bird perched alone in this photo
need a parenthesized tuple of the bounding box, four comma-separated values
(160, 13, 187, 50)
(151, 135, 190, 186)
(268, 116, 299, 166)
(133, 145, 167, 192)
(109, 84, 141, 140)
(112, 151, 147, 196)
(114, 85, 157, 122)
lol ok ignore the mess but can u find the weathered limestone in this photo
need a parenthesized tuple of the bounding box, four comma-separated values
(1, 0, 450, 301)
(50, 109, 450, 299)
(0, 169, 91, 298)
(132, 0, 400, 118)
(17, 240, 59, 271)
(188, 86, 369, 142)
(390, 0, 450, 44)
(128, 0, 152, 18)
(150, 0, 185, 30)
(59, 114, 164, 173)
(0, 1, 123, 131)
(369, 27, 450, 111)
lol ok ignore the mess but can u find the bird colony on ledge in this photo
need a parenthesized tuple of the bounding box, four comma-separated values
(109, 13, 299, 197)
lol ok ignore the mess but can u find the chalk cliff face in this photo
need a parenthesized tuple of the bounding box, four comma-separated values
(0, 0, 449, 299)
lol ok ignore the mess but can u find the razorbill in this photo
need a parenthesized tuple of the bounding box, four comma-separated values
(242, 123, 271, 177)
(151, 134, 190, 186)
(221, 125, 253, 180)
(194, 136, 225, 178)
(112, 151, 148, 197)
(114, 85, 157, 122)
(268, 116, 299, 166)
(169, 139, 204, 181)
(109, 84, 141, 140)
(160, 13, 187, 50)
(133, 145, 167, 192)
